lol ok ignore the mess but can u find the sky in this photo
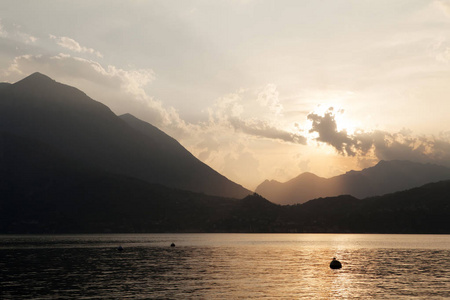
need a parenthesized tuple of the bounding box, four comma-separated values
(1, 0, 450, 190)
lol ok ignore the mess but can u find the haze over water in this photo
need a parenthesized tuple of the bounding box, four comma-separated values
(1, 234, 449, 299)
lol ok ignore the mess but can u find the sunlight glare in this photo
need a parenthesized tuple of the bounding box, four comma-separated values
(308, 104, 358, 136)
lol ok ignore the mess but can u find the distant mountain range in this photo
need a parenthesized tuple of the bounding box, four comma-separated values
(1, 137, 449, 234)
(0, 72, 250, 198)
(0, 130, 236, 233)
(255, 160, 450, 205)
(278, 179, 450, 233)
(1, 72, 450, 234)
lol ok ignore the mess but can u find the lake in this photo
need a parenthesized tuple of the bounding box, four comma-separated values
(1, 234, 450, 299)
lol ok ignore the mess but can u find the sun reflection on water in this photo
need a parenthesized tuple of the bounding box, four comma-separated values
(1, 234, 450, 299)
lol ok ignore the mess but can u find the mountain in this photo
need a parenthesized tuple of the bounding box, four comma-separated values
(2, 73, 448, 234)
(2, 134, 449, 235)
(0, 72, 250, 198)
(255, 160, 450, 204)
(1, 129, 448, 234)
(0, 131, 275, 233)
(277, 180, 450, 233)
(0, 82, 10, 89)
(0, 131, 238, 233)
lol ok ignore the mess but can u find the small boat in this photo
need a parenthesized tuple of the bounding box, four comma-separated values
(330, 257, 342, 269)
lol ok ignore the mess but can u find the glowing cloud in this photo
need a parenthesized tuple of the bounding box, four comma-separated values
(207, 86, 306, 144)
(50, 35, 103, 58)
(308, 107, 356, 156)
(3, 53, 190, 134)
(307, 107, 450, 167)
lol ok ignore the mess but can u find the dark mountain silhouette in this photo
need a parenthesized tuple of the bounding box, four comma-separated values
(0, 72, 250, 198)
(293, 180, 450, 233)
(255, 160, 450, 205)
(0, 131, 237, 233)
(0, 82, 10, 89)
(1, 134, 449, 234)
(1, 73, 449, 234)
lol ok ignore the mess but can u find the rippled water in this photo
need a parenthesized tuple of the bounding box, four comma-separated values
(1, 234, 450, 299)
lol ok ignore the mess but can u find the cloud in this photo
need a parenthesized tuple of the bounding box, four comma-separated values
(229, 117, 306, 144)
(6, 53, 153, 94)
(21, 34, 37, 44)
(307, 107, 356, 155)
(207, 86, 307, 144)
(307, 107, 450, 167)
(371, 131, 450, 165)
(0, 19, 37, 44)
(196, 136, 221, 161)
(50, 35, 102, 58)
(4, 53, 189, 134)
(182, 85, 309, 188)
(256, 83, 283, 115)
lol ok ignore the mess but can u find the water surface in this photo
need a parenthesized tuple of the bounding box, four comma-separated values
(1, 234, 449, 299)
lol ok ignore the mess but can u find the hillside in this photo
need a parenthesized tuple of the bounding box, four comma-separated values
(255, 160, 450, 204)
(1, 133, 448, 234)
(0, 73, 250, 198)
(0, 131, 239, 233)
(2, 160, 449, 233)
(280, 180, 450, 233)
(1, 73, 449, 234)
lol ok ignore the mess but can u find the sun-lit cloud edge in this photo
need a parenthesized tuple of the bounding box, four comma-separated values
(49, 35, 103, 58)
(2, 49, 312, 187)
(307, 107, 450, 168)
(4, 51, 450, 187)
(2, 10, 450, 189)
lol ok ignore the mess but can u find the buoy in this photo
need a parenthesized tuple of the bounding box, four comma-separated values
(117, 245, 123, 251)
(170, 243, 175, 247)
(330, 257, 342, 269)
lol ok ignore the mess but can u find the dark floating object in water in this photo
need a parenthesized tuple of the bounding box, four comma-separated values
(117, 245, 123, 251)
(170, 243, 176, 247)
(330, 257, 342, 269)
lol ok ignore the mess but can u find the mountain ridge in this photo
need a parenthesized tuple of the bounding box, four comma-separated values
(2, 72, 449, 234)
(0, 72, 250, 198)
(2, 135, 449, 234)
(255, 160, 450, 204)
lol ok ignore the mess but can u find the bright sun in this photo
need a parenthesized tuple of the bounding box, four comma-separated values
(308, 105, 358, 136)
(335, 113, 356, 135)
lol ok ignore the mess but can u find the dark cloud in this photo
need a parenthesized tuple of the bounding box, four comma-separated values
(308, 107, 450, 167)
(307, 108, 359, 156)
(229, 117, 307, 144)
